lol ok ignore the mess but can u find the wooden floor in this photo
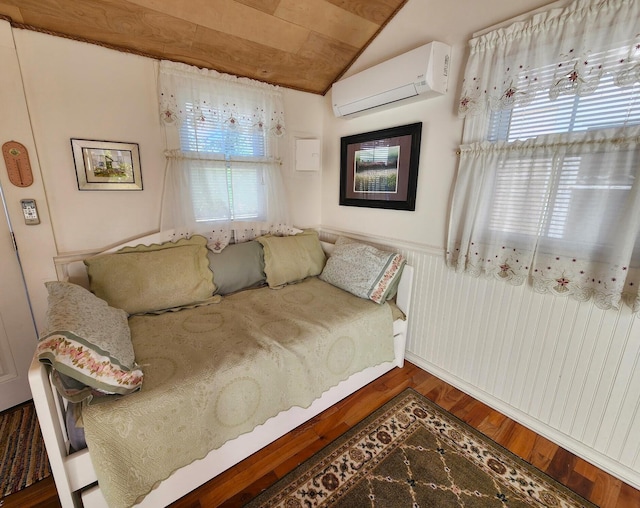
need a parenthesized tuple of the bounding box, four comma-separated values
(4, 362, 640, 507)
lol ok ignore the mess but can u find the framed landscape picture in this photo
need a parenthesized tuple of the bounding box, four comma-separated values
(71, 138, 142, 190)
(339, 122, 421, 210)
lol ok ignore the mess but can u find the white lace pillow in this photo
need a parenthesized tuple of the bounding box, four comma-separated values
(36, 281, 143, 402)
(319, 237, 406, 304)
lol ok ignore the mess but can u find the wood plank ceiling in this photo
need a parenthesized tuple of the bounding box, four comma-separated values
(0, 0, 408, 95)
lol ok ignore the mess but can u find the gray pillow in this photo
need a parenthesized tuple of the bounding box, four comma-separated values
(207, 241, 266, 295)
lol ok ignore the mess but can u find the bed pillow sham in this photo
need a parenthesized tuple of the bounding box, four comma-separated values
(84, 235, 216, 315)
(319, 236, 406, 304)
(207, 240, 266, 295)
(36, 281, 144, 403)
(257, 230, 326, 288)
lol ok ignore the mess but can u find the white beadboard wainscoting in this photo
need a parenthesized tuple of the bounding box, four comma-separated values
(319, 228, 640, 490)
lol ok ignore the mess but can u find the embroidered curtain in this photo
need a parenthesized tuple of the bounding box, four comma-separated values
(158, 60, 291, 251)
(447, 0, 640, 311)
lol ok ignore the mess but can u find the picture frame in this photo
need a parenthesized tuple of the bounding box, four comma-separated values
(71, 138, 143, 190)
(340, 122, 422, 211)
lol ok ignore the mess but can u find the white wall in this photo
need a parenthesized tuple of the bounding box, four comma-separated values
(280, 89, 324, 229)
(0, 22, 58, 333)
(321, 0, 555, 248)
(319, 0, 640, 490)
(1, 28, 324, 330)
(14, 30, 165, 253)
(11, 29, 325, 254)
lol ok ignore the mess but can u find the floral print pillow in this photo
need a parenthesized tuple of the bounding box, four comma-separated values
(36, 281, 143, 403)
(320, 237, 406, 304)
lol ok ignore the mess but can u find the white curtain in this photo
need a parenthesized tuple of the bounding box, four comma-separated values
(158, 60, 292, 251)
(457, 0, 640, 130)
(447, 0, 640, 311)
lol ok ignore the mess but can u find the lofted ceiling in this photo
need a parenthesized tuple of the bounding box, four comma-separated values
(0, 0, 408, 95)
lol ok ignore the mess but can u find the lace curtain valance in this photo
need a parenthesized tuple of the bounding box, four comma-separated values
(158, 60, 286, 138)
(458, 0, 640, 118)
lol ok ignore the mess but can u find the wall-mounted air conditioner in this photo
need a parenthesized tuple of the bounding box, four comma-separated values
(331, 41, 451, 118)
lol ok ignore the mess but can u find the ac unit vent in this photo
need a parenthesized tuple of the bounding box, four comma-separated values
(331, 41, 451, 118)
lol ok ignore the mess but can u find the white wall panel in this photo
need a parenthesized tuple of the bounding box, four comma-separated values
(320, 228, 640, 490)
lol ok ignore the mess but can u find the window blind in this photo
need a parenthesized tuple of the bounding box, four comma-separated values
(180, 102, 269, 222)
(484, 42, 640, 253)
(488, 51, 640, 143)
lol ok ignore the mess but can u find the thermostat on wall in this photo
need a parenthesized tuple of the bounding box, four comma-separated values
(21, 199, 40, 225)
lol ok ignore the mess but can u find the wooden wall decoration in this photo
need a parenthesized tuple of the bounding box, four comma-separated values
(2, 141, 34, 187)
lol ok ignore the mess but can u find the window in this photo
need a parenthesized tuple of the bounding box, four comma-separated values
(448, 0, 640, 311)
(180, 102, 268, 222)
(485, 58, 640, 259)
(158, 60, 288, 244)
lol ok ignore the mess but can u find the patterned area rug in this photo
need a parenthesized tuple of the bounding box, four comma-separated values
(246, 389, 597, 507)
(0, 401, 51, 498)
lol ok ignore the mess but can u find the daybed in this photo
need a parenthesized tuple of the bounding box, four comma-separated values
(28, 229, 413, 508)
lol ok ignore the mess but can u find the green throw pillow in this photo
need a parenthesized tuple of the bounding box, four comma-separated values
(257, 230, 326, 288)
(84, 235, 216, 314)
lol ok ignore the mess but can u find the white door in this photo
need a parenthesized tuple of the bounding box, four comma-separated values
(0, 185, 38, 411)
